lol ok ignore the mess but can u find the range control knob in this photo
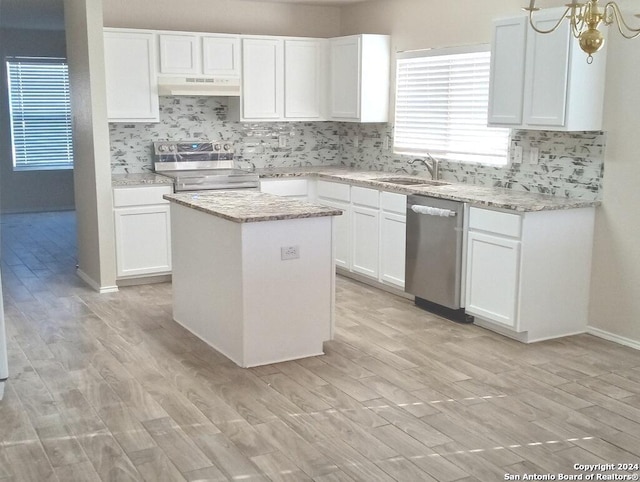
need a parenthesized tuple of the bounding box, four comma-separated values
(157, 144, 169, 152)
(223, 144, 231, 151)
(213, 144, 222, 151)
(168, 144, 177, 152)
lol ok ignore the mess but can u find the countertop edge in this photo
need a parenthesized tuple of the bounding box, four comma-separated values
(256, 169, 601, 213)
(111, 168, 601, 213)
(112, 173, 173, 187)
(164, 193, 343, 223)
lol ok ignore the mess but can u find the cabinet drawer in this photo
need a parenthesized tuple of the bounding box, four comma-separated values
(469, 207, 522, 238)
(113, 185, 173, 207)
(380, 191, 406, 214)
(351, 186, 379, 208)
(260, 179, 308, 197)
(317, 180, 350, 202)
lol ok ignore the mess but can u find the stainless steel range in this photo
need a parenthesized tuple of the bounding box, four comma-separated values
(153, 141, 259, 192)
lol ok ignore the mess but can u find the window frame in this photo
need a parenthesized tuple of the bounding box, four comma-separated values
(393, 44, 510, 166)
(5, 56, 74, 172)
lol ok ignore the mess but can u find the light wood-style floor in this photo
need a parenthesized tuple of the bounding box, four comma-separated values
(1, 211, 640, 482)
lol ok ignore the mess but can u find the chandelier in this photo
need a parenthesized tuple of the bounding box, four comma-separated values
(524, 1, 640, 62)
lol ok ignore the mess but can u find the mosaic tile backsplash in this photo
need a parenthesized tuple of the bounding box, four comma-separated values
(109, 97, 341, 173)
(109, 97, 605, 200)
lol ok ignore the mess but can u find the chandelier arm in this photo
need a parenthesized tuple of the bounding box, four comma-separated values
(604, 2, 640, 39)
(527, 6, 573, 34)
(570, 8, 587, 38)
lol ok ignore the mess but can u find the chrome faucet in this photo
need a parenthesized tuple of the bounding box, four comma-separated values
(409, 153, 441, 181)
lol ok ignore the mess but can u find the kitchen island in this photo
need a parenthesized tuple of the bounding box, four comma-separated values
(164, 190, 342, 367)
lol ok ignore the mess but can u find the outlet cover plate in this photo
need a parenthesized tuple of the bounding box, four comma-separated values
(281, 246, 300, 260)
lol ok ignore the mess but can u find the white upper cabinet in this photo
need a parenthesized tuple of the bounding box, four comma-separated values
(104, 29, 159, 122)
(329, 36, 360, 120)
(159, 34, 200, 74)
(488, 9, 607, 131)
(488, 17, 527, 126)
(241, 38, 284, 120)
(241, 37, 325, 121)
(284, 39, 324, 120)
(329, 34, 390, 123)
(158, 32, 240, 77)
(202, 35, 241, 77)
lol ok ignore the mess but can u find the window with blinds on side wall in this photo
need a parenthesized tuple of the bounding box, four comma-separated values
(6, 56, 74, 171)
(394, 46, 510, 166)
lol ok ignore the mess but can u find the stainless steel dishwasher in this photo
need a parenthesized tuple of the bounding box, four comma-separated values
(405, 195, 470, 322)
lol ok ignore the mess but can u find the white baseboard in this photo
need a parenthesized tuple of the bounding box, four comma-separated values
(0, 381, 5, 401)
(76, 269, 119, 294)
(587, 326, 640, 351)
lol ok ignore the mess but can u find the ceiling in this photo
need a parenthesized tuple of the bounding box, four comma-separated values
(0, 0, 370, 30)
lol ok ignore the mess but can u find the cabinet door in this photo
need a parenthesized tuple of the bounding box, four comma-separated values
(104, 30, 159, 122)
(202, 35, 240, 77)
(159, 34, 200, 74)
(242, 38, 284, 120)
(317, 198, 350, 270)
(114, 205, 172, 278)
(523, 11, 570, 127)
(465, 231, 520, 329)
(380, 211, 406, 288)
(351, 205, 379, 278)
(329, 36, 360, 120)
(284, 39, 323, 119)
(488, 17, 527, 126)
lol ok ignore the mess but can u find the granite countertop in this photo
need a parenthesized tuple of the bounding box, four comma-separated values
(256, 166, 601, 212)
(112, 172, 173, 187)
(112, 167, 600, 213)
(164, 191, 343, 223)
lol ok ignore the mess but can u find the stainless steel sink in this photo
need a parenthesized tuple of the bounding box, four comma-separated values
(376, 177, 450, 186)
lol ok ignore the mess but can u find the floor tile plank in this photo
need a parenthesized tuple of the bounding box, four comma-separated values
(3, 211, 640, 482)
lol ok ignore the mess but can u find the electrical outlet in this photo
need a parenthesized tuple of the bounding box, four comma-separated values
(513, 145, 523, 164)
(529, 147, 540, 165)
(278, 135, 287, 148)
(383, 136, 390, 150)
(281, 246, 300, 260)
(353, 136, 359, 148)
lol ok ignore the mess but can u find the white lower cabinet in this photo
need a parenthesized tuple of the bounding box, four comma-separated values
(316, 181, 351, 270)
(465, 205, 595, 342)
(316, 181, 406, 290)
(351, 186, 380, 278)
(113, 185, 172, 279)
(379, 192, 407, 289)
(466, 231, 520, 329)
(259, 178, 308, 200)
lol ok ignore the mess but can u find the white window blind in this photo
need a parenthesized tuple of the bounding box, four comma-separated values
(6, 57, 74, 171)
(394, 47, 509, 165)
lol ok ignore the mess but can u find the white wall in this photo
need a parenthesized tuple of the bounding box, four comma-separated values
(340, 0, 523, 51)
(102, 0, 341, 38)
(341, 0, 640, 346)
(589, 29, 640, 345)
(64, 0, 117, 291)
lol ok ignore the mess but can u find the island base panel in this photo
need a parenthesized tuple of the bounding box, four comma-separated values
(171, 204, 334, 367)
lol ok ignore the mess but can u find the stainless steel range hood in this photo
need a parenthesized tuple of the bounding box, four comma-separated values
(157, 76, 241, 96)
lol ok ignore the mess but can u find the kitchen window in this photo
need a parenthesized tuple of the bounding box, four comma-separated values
(394, 46, 509, 166)
(6, 56, 74, 171)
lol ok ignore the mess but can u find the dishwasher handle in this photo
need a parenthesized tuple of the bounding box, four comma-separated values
(410, 205, 457, 217)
